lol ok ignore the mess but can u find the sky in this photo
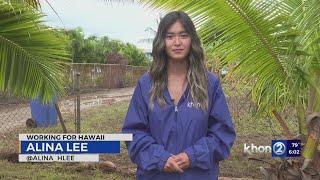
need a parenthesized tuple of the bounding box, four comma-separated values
(40, 0, 164, 51)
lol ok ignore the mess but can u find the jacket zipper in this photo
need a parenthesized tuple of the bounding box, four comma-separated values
(174, 104, 178, 154)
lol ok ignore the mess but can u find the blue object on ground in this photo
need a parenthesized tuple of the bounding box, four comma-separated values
(29, 98, 57, 127)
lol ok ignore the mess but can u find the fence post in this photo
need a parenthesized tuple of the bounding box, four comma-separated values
(93, 63, 96, 91)
(75, 72, 81, 133)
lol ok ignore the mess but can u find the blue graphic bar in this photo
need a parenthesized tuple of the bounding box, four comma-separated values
(20, 141, 120, 154)
(272, 140, 301, 157)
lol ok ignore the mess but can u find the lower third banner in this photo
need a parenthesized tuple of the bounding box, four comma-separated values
(19, 154, 99, 162)
(20, 141, 120, 154)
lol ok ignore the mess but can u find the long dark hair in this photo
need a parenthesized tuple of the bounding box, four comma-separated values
(149, 11, 208, 111)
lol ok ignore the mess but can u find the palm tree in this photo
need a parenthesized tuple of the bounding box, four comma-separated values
(0, 0, 69, 102)
(63, 27, 85, 63)
(140, 0, 320, 177)
(138, 15, 162, 44)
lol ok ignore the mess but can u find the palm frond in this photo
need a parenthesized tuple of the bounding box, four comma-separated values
(292, 0, 320, 70)
(8, 0, 41, 9)
(0, 0, 70, 102)
(140, 0, 318, 113)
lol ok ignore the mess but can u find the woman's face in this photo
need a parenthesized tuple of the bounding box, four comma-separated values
(165, 21, 191, 62)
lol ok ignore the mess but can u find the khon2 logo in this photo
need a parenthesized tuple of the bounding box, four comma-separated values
(272, 141, 286, 156)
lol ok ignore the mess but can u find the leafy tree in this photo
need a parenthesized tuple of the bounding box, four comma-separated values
(62, 27, 85, 63)
(120, 43, 150, 66)
(62, 28, 150, 66)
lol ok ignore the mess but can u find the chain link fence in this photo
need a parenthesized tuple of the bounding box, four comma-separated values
(0, 63, 147, 156)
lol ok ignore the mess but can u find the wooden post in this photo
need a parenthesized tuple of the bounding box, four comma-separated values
(55, 103, 67, 133)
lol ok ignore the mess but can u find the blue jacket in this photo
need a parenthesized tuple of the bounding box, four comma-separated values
(122, 72, 236, 180)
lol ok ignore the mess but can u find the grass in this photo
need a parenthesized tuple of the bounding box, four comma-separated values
(0, 86, 300, 179)
(0, 161, 130, 179)
(0, 100, 135, 179)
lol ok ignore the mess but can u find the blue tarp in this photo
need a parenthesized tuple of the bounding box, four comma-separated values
(30, 98, 57, 127)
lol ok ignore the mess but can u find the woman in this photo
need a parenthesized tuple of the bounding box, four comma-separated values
(122, 11, 236, 180)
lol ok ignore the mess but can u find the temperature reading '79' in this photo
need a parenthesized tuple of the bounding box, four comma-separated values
(292, 142, 299, 147)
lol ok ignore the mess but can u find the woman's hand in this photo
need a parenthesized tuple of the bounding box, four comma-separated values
(174, 152, 190, 169)
(164, 156, 184, 173)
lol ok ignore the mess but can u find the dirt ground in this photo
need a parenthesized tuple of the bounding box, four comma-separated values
(0, 87, 135, 135)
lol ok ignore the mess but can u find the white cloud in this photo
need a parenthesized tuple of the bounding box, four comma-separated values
(40, 0, 163, 50)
